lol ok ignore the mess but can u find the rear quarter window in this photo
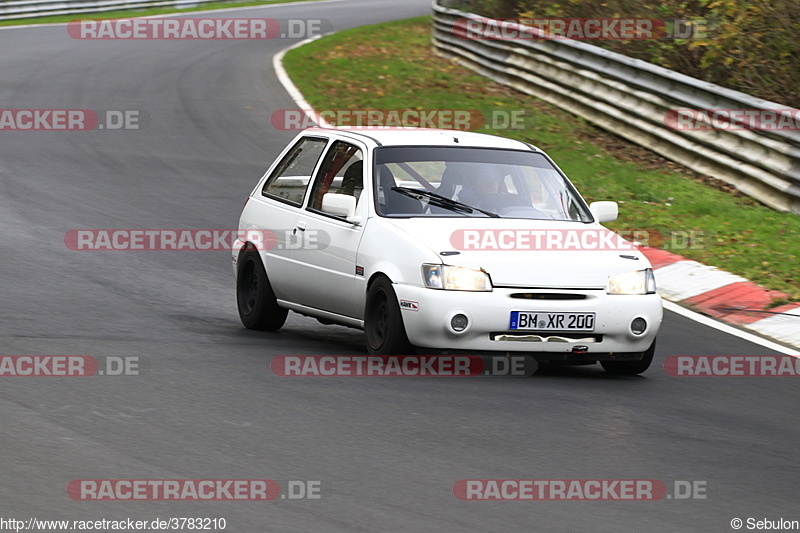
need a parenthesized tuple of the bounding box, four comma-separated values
(261, 137, 327, 205)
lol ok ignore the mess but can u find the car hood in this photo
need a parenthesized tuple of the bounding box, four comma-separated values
(382, 218, 650, 289)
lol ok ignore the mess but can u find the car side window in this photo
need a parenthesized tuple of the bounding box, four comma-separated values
(262, 137, 327, 205)
(307, 141, 364, 214)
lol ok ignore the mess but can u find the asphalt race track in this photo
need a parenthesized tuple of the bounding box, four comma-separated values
(1, 1, 799, 530)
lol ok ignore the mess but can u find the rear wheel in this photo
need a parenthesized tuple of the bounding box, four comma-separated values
(364, 276, 414, 355)
(236, 250, 287, 331)
(601, 339, 656, 375)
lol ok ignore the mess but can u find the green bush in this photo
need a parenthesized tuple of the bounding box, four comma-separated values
(448, 0, 800, 108)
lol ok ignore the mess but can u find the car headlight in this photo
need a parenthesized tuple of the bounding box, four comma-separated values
(606, 268, 656, 295)
(422, 264, 492, 291)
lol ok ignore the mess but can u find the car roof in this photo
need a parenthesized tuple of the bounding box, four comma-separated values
(304, 127, 537, 151)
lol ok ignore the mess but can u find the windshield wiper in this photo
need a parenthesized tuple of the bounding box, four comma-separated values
(391, 186, 500, 218)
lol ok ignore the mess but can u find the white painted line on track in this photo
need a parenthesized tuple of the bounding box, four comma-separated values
(273, 34, 335, 128)
(746, 312, 800, 350)
(663, 300, 800, 356)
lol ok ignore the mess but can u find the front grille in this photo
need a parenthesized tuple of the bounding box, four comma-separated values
(509, 292, 587, 300)
(490, 332, 603, 343)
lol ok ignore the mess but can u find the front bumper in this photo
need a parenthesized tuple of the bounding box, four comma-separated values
(393, 285, 662, 356)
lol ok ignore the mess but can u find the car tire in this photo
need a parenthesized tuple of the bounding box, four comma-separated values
(600, 339, 656, 375)
(236, 250, 288, 331)
(364, 276, 415, 355)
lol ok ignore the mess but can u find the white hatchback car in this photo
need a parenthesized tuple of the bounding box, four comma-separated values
(233, 128, 662, 374)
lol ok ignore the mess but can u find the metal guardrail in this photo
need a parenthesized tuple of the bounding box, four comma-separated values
(432, 1, 800, 214)
(0, 0, 226, 21)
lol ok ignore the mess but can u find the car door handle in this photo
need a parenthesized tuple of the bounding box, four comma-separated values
(294, 221, 307, 234)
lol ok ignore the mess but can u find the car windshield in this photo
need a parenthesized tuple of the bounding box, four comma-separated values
(373, 146, 592, 221)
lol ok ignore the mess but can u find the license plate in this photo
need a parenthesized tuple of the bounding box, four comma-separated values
(509, 311, 595, 331)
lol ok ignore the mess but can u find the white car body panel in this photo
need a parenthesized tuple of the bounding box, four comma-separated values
(379, 218, 646, 288)
(288, 211, 366, 317)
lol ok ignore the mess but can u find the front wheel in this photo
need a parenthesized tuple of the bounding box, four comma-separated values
(600, 339, 656, 375)
(364, 277, 414, 355)
(236, 250, 288, 331)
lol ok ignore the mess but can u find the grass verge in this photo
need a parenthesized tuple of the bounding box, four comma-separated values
(0, 0, 321, 27)
(282, 16, 800, 300)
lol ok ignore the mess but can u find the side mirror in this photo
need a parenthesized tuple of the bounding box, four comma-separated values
(322, 193, 357, 218)
(589, 201, 618, 223)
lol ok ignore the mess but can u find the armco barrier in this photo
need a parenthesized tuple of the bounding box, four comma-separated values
(432, 1, 800, 214)
(0, 0, 228, 21)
